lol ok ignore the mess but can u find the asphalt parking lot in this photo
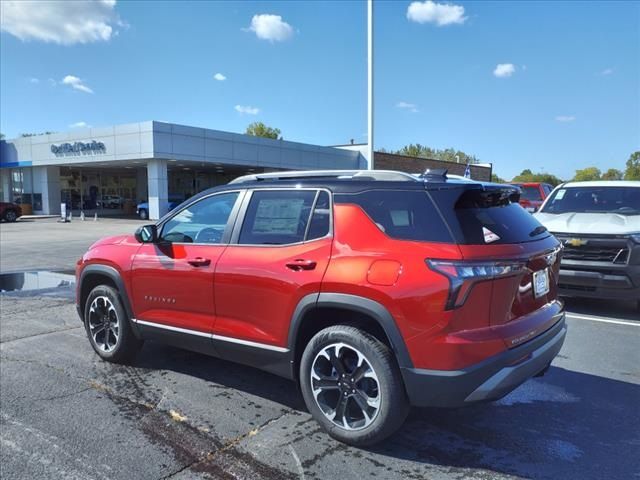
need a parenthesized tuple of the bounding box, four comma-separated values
(1, 218, 639, 480)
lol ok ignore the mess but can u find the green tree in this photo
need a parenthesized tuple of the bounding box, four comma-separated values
(245, 122, 281, 140)
(573, 167, 602, 182)
(491, 173, 506, 183)
(395, 144, 479, 164)
(601, 168, 623, 181)
(0, 132, 4, 140)
(624, 151, 640, 180)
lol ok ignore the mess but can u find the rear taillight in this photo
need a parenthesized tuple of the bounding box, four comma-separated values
(427, 259, 526, 310)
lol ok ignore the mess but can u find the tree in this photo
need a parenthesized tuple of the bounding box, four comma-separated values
(491, 173, 506, 183)
(573, 167, 602, 182)
(601, 168, 623, 181)
(245, 122, 281, 140)
(0, 132, 4, 140)
(511, 169, 563, 186)
(624, 151, 640, 180)
(395, 144, 480, 164)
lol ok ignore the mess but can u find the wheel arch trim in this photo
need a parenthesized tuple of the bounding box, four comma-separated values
(288, 292, 414, 370)
(79, 264, 136, 331)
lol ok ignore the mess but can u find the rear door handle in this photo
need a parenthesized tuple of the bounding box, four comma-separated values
(286, 259, 317, 271)
(188, 257, 211, 267)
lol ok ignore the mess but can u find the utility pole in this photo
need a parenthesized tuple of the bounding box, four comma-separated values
(367, 0, 374, 169)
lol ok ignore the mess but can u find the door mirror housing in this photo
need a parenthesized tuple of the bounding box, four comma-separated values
(135, 224, 158, 243)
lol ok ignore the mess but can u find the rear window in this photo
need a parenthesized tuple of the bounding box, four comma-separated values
(433, 187, 550, 244)
(334, 190, 453, 243)
(541, 186, 640, 215)
(519, 186, 543, 201)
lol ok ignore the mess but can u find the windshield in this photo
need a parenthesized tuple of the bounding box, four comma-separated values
(541, 186, 640, 214)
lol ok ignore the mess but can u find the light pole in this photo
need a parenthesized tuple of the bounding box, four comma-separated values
(367, 0, 374, 169)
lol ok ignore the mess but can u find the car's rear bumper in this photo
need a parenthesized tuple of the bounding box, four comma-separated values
(401, 314, 566, 408)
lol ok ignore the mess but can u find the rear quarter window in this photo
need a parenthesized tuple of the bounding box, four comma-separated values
(334, 190, 453, 243)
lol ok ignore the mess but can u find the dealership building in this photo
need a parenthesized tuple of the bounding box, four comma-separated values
(0, 120, 491, 220)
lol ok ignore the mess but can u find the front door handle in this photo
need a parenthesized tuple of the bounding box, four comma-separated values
(188, 257, 211, 267)
(286, 259, 317, 271)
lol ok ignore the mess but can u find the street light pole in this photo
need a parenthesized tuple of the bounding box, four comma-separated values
(367, 0, 374, 170)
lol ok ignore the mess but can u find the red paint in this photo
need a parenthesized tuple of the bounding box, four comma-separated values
(77, 194, 563, 373)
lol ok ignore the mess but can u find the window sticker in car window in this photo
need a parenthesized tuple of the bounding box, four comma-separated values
(253, 199, 305, 234)
(555, 189, 566, 200)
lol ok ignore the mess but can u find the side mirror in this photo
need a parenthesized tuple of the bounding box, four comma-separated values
(134, 224, 158, 243)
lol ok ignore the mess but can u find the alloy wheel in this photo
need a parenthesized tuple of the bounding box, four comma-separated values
(88, 296, 120, 353)
(310, 342, 381, 431)
(5, 210, 17, 222)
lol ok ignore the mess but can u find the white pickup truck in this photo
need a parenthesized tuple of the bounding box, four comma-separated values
(534, 181, 640, 309)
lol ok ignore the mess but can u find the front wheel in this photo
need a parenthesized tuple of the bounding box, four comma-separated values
(84, 285, 142, 363)
(3, 209, 18, 222)
(299, 325, 409, 446)
(138, 208, 148, 220)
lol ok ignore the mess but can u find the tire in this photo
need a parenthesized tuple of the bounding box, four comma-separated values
(299, 325, 409, 446)
(83, 285, 142, 364)
(3, 209, 18, 222)
(138, 208, 148, 220)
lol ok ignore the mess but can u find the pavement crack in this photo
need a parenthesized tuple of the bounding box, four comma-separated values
(0, 325, 83, 344)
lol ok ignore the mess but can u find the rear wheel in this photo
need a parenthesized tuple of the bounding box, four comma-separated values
(3, 209, 18, 222)
(299, 325, 409, 446)
(84, 285, 142, 363)
(138, 208, 148, 220)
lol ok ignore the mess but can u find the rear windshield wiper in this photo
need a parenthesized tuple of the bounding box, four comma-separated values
(529, 225, 547, 237)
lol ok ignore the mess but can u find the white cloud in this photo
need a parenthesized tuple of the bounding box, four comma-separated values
(600, 68, 614, 76)
(28, 77, 39, 84)
(246, 14, 294, 42)
(69, 121, 90, 128)
(0, 0, 123, 45)
(62, 75, 94, 94)
(407, 1, 467, 26)
(396, 101, 419, 113)
(213, 73, 227, 81)
(555, 115, 576, 122)
(234, 105, 260, 115)
(47, 78, 57, 86)
(493, 63, 516, 78)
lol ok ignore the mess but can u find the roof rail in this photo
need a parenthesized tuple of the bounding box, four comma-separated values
(229, 170, 419, 184)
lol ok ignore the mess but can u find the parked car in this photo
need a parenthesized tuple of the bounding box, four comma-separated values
(510, 182, 554, 212)
(534, 181, 640, 308)
(0, 202, 22, 222)
(136, 199, 181, 219)
(100, 195, 124, 209)
(77, 170, 566, 446)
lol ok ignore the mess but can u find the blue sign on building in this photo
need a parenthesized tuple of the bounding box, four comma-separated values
(51, 141, 106, 155)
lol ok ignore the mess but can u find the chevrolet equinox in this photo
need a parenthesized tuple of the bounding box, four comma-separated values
(76, 170, 567, 446)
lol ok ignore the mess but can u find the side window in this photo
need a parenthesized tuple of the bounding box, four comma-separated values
(239, 190, 317, 245)
(161, 192, 239, 244)
(335, 190, 453, 243)
(306, 191, 331, 241)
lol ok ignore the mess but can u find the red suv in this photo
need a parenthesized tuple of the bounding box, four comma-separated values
(511, 182, 554, 212)
(0, 201, 22, 222)
(76, 170, 566, 446)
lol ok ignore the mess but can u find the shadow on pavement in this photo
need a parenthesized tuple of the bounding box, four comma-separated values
(131, 340, 640, 480)
(375, 366, 640, 480)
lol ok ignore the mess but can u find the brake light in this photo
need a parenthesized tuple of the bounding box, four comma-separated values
(427, 259, 526, 310)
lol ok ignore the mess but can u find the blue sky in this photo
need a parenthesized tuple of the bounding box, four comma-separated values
(1, 1, 638, 180)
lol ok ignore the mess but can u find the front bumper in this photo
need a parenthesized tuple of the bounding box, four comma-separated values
(401, 315, 567, 408)
(558, 261, 640, 300)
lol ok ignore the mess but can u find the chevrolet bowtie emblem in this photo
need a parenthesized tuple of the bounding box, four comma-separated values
(566, 238, 588, 247)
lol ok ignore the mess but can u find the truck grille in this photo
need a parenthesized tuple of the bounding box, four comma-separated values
(562, 245, 629, 263)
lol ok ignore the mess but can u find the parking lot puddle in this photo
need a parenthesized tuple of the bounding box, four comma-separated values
(0, 271, 75, 293)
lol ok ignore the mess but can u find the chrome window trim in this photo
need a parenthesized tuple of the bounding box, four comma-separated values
(156, 189, 246, 246)
(132, 318, 290, 353)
